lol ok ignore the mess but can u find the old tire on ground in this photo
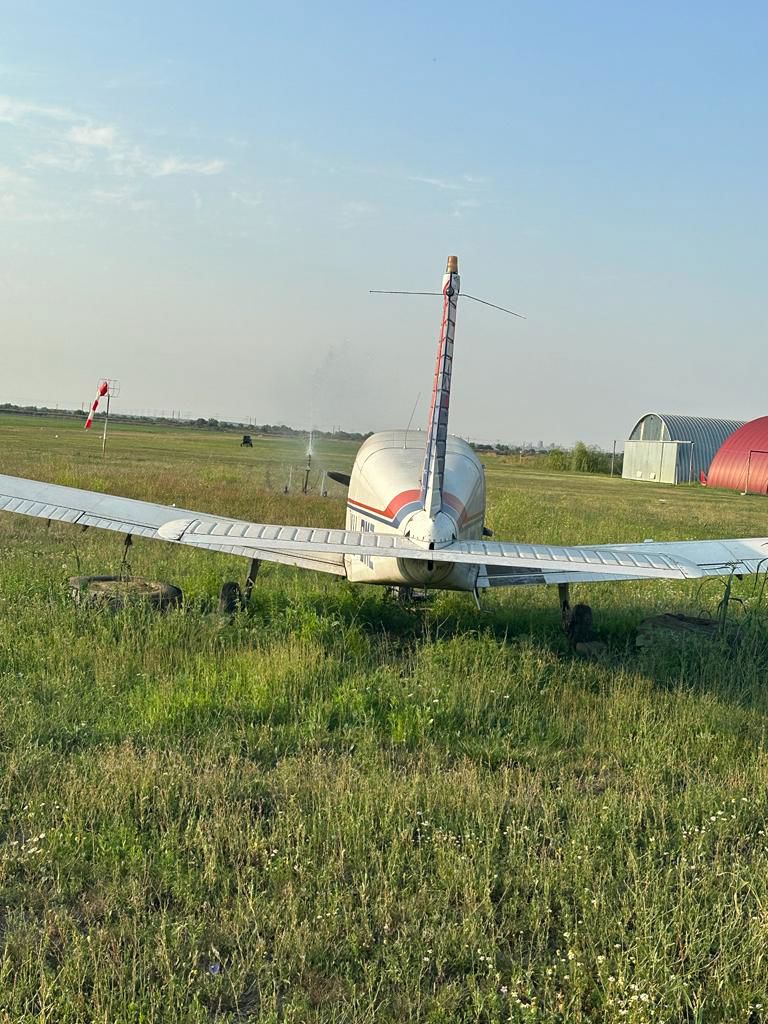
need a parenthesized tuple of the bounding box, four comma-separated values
(69, 576, 182, 612)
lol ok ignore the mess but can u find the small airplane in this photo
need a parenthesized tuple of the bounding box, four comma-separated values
(2, 255, 767, 634)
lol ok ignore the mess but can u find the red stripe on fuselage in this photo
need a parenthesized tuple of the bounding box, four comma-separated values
(348, 488, 476, 527)
(347, 489, 422, 521)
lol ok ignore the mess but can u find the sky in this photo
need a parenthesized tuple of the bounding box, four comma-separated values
(1, 0, 766, 447)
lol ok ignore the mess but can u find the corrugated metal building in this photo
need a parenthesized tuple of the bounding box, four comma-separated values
(706, 417, 768, 494)
(622, 413, 744, 484)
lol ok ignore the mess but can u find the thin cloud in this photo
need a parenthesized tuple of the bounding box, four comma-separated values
(0, 164, 30, 186)
(27, 151, 89, 173)
(340, 199, 376, 227)
(407, 175, 464, 191)
(0, 163, 36, 221)
(230, 190, 263, 208)
(152, 157, 224, 177)
(103, 68, 169, 91)
(2, 93, 226, 183)
(1, 94, 229, 222)
(0, 95, 75, 124)
(451, 197, 481, 218)
(0, 194, 81, 224)
(344, 200, 375, 215)
(90, 185, 138, 205)
(0, 64, 42, 84)
(0, 192, 18, 213)
(68, 123, 118, 148)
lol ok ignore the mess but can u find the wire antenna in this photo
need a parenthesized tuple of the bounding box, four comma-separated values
(369, 290, 442, 296)
(404, 391, 421, 448)
(463, 294, 526, 319)
(369, 289, 526, 319)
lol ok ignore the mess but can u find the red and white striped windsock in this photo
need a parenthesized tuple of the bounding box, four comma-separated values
(84, 380, 109, 430)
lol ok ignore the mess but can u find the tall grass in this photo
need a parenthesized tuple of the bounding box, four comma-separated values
(2, 415, 768, 1021)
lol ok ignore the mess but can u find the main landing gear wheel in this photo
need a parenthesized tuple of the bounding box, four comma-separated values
(218, 558, 262, 614)
(558, 583, 594, 645)
(218, 581, 243, 614)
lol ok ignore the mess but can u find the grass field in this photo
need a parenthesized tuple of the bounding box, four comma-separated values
(2, 413, 768, 1023)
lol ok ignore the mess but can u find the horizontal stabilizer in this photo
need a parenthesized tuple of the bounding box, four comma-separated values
(158, 517, 705, 579)
(327, 471, 351, 487)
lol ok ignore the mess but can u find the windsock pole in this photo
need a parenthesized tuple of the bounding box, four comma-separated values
(101, 390, 111, 456)
(84, 379, 116, 456)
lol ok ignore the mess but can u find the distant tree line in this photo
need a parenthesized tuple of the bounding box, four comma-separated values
(469, 439, 622, 476)
(0, 402, 84, 419)
(189, 417, 371, 441)
(0, 403, 621, 472)
(0, 403, 372, 442)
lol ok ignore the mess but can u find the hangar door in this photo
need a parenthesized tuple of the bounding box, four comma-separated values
(745, 451, 768, 494)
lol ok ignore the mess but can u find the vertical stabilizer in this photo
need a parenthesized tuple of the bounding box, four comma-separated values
(420, 255, 460, 518)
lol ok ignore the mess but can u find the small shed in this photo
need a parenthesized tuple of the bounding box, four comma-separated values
(622, 413, 744, 485)
(706, 417, 768, 494)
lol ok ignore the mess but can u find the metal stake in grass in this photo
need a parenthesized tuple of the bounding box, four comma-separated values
(302, 430, 314, 494)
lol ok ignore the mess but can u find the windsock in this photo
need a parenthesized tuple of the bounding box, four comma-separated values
(85, 380, 109, 430)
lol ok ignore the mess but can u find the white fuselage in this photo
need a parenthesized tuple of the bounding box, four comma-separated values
(344, 429, 485, 590)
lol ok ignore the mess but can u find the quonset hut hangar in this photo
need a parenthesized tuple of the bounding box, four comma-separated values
(706, 417, 768, 494)
(622, 413, 744, 485)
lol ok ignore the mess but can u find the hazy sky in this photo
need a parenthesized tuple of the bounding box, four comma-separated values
(1, 1, 766, 446)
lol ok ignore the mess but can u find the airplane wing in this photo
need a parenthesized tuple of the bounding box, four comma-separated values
(160, 517, 768, 583)
(476, 534, 768, 588)
(2, 473, 767, 584)
(0, 473, 348, 575)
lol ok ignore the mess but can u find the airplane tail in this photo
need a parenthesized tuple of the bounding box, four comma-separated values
(420, 255, 459, 518)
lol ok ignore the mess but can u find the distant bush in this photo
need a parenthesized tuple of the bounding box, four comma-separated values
(571, 441, 621, 475)
(469, 440, 621, 475)
(547, 448, 570, 471)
